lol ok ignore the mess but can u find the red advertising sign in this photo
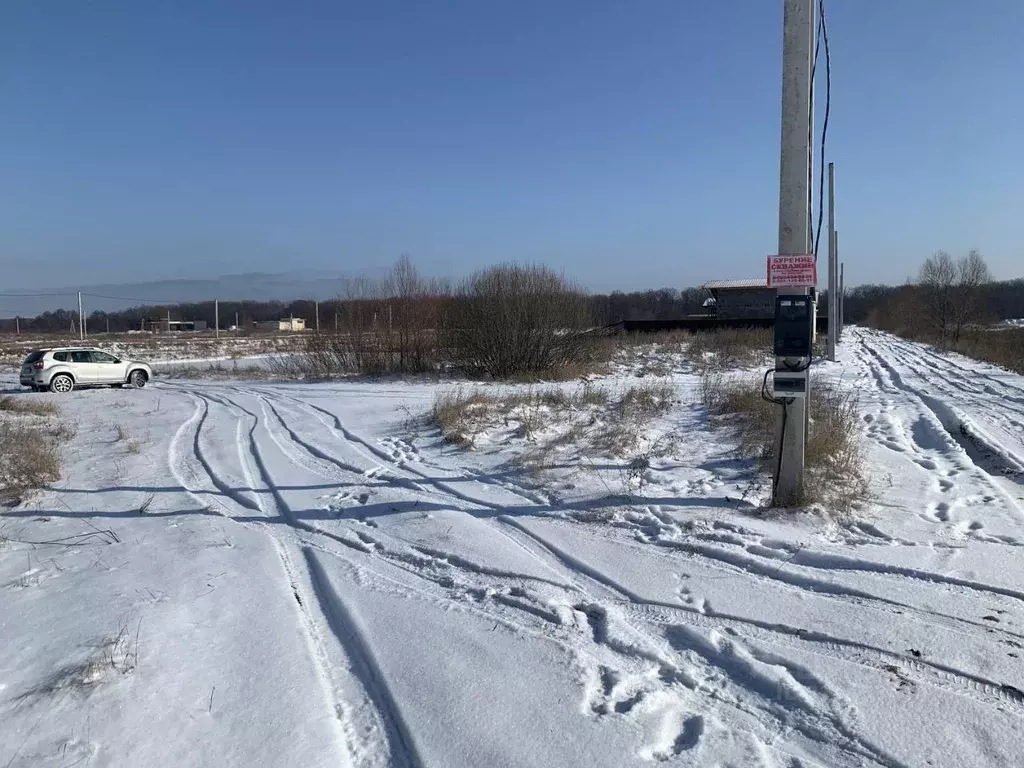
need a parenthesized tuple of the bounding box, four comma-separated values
(767, 254, 817, 288)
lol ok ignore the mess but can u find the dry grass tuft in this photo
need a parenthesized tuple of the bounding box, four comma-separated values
(0, 395, 58, 417)
(687, 328, 772, 369)
(433, 381, 676, 473)
(708, 377, 867, 513)
(0, 420, 62, 504)
(618, 381, 674, 418)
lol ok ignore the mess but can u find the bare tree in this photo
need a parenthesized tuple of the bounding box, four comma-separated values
(916, 249, 991, 344)
(950, 249, 991, 342)
(918, 251, 957, 341)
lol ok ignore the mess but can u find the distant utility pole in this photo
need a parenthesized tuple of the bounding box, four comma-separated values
(167, 308, 171, 333)
(15, 316, 19, 335)
(839, 255, 845, 341)
(78, 291, 84, 341)
(772, 0, 815, 505)
(315, 301, 320, 333)
(106, 317, 110, 334)
(827, 162, 837, 362)
(215, 300, 220, 339)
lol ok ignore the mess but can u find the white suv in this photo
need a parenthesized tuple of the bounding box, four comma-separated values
(20, 348, 154, 393)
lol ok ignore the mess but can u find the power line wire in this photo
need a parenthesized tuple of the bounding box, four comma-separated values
(0, 292, 77, 298)
(813, 0, 831, 261)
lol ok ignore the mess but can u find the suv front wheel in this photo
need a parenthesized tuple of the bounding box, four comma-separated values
(129, 370, 148, 389)
(49, 374, 74, 394)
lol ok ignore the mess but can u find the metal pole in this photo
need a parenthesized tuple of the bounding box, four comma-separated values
(78, 291, 84, 341)
(15, 316, 19, 334)
(106, 317, 110, 334)
(773, 0, 814, 506)
(315, 301, 320, 333)
(827, 162, 836, 362)
(215, 300, 220, 339)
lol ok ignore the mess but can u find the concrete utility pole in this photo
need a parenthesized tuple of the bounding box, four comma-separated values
(839, 255, 845, 340)
(78, 291, 84, 341)
(827, 162, 836, 362)
(315, 301, 320, 333)
(106, 317, 110, 334)
(772, 0, 815, 505)
(215, 300, 220, 339)
(15, 316, 19, 334)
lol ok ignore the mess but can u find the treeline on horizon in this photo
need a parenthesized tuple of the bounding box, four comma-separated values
(3, 257, 1023, 335)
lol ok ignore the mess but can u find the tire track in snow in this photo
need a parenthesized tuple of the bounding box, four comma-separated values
(163, 387, 361, 766)
(876, 338, 1024, 481)
(204, 388, 575, 594)
(499, 517, 1024, 719)
(263, 381, 1024, 690)
(254, 389, 576, 581)
(304, 548, 425, 768)
(858, 334, 1024, 519)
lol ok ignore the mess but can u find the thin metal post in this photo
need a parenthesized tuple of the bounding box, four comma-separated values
(78, 291, 84, 341)
(15, 316, 19, 334)
(827, 162, 836, 361)
(773, 0, 815, 506)
(315, 301, 320, 333)
(215, 300, 220, 339)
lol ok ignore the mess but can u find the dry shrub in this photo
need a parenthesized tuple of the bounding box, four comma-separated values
(948, 327, 1024, 375)
(578, 383, 609, 406)
(594, 383, 676, 458)
(618, 381, 674, 418)
(445, 264, 602, 379)
(0, 420, 61, 504)
(710, 377, 866, 512)
(433, 385, 608, 446)
(0, 395, 58, 417)
(433, 388, 491, 446)
(698, 366, 726, 410)
(687, 328, 772, 369)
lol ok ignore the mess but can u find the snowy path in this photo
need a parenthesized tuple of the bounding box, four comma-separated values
(4, 331, 1024, 767)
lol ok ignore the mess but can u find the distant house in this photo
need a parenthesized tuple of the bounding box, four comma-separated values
(150, 319, 208, 332)
(701, 279, 775, 321)
(255, 317, 306, 332)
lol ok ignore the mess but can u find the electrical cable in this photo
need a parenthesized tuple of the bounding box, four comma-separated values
(0, 292, 77, 298)
(80, 293, 189, 305)
(812, 0, 831, 261)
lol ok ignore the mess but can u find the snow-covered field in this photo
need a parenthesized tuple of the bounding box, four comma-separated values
(3, 326, 1024, 767)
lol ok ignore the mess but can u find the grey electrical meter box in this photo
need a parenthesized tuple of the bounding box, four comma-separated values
(774, 295, 814, 358)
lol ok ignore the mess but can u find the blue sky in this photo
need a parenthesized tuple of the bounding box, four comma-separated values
(2, 1, 1022, 294)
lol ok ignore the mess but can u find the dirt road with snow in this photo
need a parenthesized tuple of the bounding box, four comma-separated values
(4, 329, 1024, 767)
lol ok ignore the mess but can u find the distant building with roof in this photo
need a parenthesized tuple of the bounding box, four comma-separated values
(701, 278, 775, 321)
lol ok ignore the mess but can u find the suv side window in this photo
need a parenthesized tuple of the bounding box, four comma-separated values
(92, 352, 117, 363)
(52, 351, 68, 362)
(70, 351, 92, 364)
